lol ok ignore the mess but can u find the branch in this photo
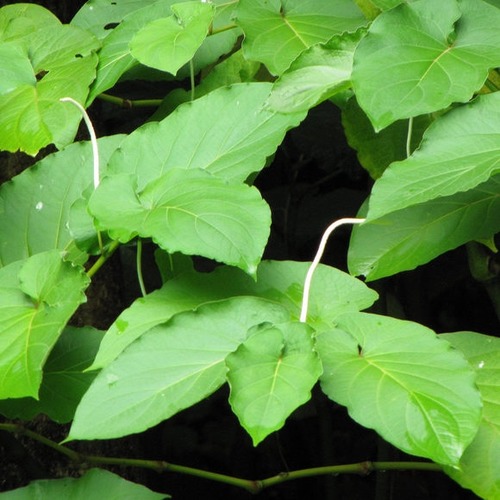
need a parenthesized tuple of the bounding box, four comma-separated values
(0, 422, 442, 495)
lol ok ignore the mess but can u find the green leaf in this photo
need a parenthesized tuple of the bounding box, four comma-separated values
(0, 25, 100, 154)
(341, 97, 431, 179)
(0, 326, 103, 423)
(227, 321, 322, 445)
(0, 468, 168, 499)
(352, 0, 500, 129)
(366, 92, 500, 221)
(442, 332, 500, 500)
(317, 313, 482, 465)
(71, 0, 149, 40)
(267, 29, 365, 113)
(0, 4, 59, 42)
(87, 0, 175, 102)
(0, 251, 89, 399)
(89, 168, 271, 275)
(69, 297, 290, 440)
(0, 135, 124, 267)
(106, 83, 306, 186)
(91, 260, 377, 370)
(370, 0, 406, 10)
(130, 2, 215, 75)
(236, 0, 366, 75)
(348, 175, 500, 280)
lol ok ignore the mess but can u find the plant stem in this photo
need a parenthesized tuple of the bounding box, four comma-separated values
(87, 240, 121, 278)
(300, 218, 365, 322)
(0, 423, 442, 495)
(189, 60, 196, 101)
(97, 93, 163, 108)
(406, 116, 414, 158)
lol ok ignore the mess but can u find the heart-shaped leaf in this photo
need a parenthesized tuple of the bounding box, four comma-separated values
(0, 14, 100, 154)
(317, 313, 482, 465)
(130, 1, 215, 75)
(69, 297, 290, 440)
(89, 168, 271, 275)
(236, 0, 366, 75)
(0, 251, 89, 399)
(227, 321, 322, 445)
(352, 0, 500, 129)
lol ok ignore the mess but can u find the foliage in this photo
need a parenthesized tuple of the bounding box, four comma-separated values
(0, 0, 499, 498)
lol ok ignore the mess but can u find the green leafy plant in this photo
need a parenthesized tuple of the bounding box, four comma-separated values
(0, 1, 499, 498)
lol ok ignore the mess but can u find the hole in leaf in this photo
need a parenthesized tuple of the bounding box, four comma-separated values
(357, 344, 363, 356)
(35, 70, 48, 81)
(74, 53, 83, 59)
(104, 22, 119, 30)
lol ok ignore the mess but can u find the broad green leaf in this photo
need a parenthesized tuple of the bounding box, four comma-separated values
(87, 0, 176, 102)
(341, 97, 431, 179)
(348, 175, 500, 280)
(0, 26, 100, 154)
(0, 4, 59, 42)
(91, 260, 377, 369)
(130, 2, 215, 75)
(227, 321, 322, 445)
(69, 297, 290, 440)
(0, 326, 103, 423)
(87, 0, 238, 102)
(442, 332, 500, 500)
(352, 0, 500, 130)
(366, 92, 500, 221)
(0, 251, 89, 399)
(106, 83, 306, 186)
(317, 313, 482, 465)
(267, 29, 365, 113)
(0, 468, 168, 499)
(370, 0, 406, 9)
(0, 135, 124, 267)
(236, 0, 366, 75)
(89, 168, 271, 275)
(71, 0, 153, 40)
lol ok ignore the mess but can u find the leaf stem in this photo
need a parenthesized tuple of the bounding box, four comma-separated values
(97, 93, 163, 108)
(0, 423, 442, 494)
(300, 218, 365, 323)
(189, 60, 196, 101)
(406, 116, 414, 158)
(136, 238, 147, 297)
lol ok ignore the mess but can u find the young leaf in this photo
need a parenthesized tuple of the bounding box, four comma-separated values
(106, 83, 306, 186)
(130, 2, 215, 75)
(68, 297, 290, 440)
(0, 251, 89, 400)
(0, 468, 168, 499)
(349, 175, 500, 280)
(90, 260, 377, 370)
(267, 29, 365, 113)
(0, 326, 103, 423)
(0, 21, 100, 154)
(366, 92, 500, 221)
(442, 332, 500, 500)
(89, 168, 271, 275)
(236, 0, 366, 75)
(227, 321, 322, 446)
(352, 0, 500, 130)
(0, 135, 124, 268)
(317, 313, 482, 466)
